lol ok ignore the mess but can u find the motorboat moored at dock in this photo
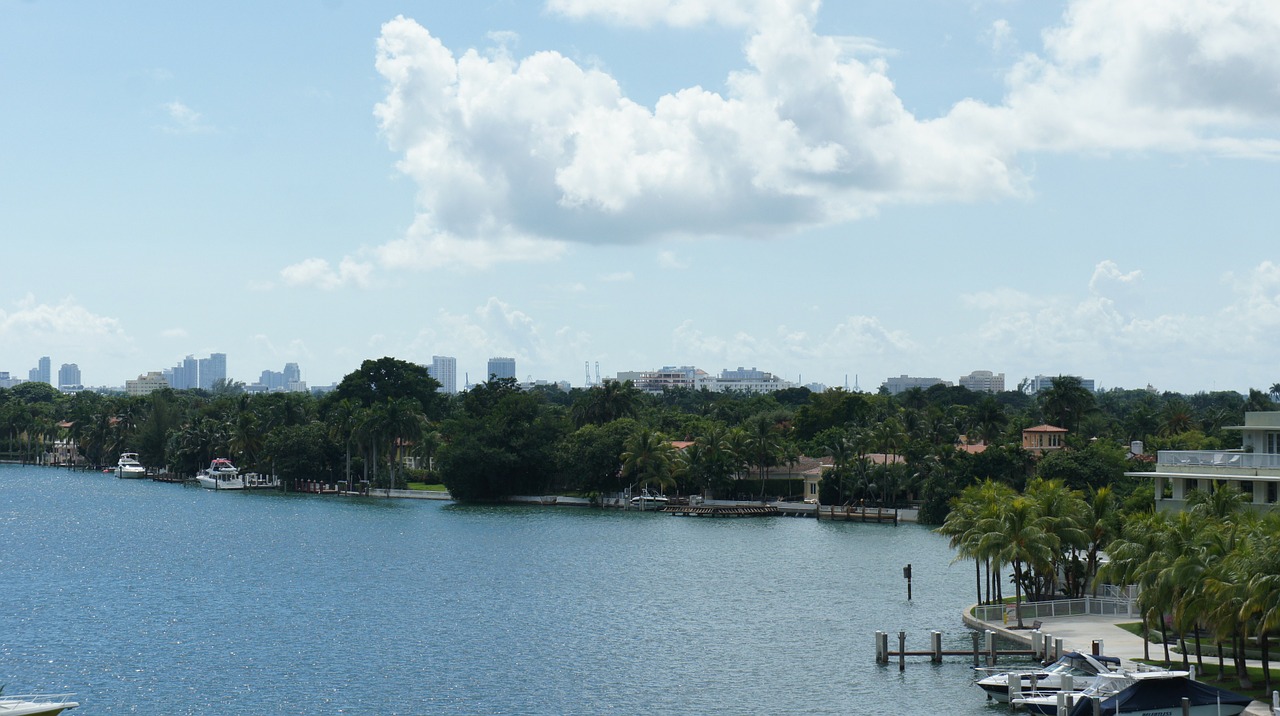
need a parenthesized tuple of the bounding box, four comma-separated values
(115, 452, 146, 479)
(195, 458, 243, 490)
(977, 651, 1122, 702)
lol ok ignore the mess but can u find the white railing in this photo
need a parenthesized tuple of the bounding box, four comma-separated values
(1157, 451, 1280, 469)
(972, 596, 1138, 623)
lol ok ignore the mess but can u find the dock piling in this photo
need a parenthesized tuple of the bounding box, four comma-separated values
(1053, 637, 1064, 662)
(986, 630, 997, 667)
(930, 630, 942, 663)
(898, 631, 906, 672)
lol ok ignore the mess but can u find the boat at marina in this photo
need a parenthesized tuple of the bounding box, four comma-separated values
(115, 452, 146, 479)
(0, 692, 79, 715)
(1013, 670, 1188, 715)
(1062, 674, 1250, 716)
(195, 458, 243, 490)
(976, 651, 1122, 702)
(630, 488, 669, 509)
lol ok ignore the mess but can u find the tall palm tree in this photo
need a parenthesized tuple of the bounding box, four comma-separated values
(745, 415, 782, 499)
(620, 427, 675, 495)
(978, 495, 1055, 628)
(1040, 376, 1095, 433)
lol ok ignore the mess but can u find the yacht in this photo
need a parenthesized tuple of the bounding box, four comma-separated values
(1013, 670, 1187, 715)
(976, 651, 1122, 702)
(115, 452, 146, 479)
(0, 692, 79, 715)
(630, 488, 669, 510)
(195, 458, 244, 490)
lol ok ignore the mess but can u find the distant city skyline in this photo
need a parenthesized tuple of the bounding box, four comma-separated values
(3, 2, 1279, 395)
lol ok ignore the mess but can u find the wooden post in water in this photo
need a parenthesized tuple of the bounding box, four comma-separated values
(879, 631, 889, 665)
(931, 630, 942, 663)
(1043, 633, 1053, 664)
(986, 630, 997, 667)
(972, 629, 981, 666)
(1053, 637, 1064, 662)
(1091, 696, 1101, 716)
(875, 631, 885, 663)
(904, 564, 912, 601)
(1180, 696, 1190, 716)
(898, 631, 906, 672)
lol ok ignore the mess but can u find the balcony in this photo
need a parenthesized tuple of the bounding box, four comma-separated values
(1157, 450, 1280, 470)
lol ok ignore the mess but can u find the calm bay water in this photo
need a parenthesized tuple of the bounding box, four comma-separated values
(1, 464, 1015, 715)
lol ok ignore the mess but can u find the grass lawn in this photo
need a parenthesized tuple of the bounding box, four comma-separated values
(406, 482, 447, 491)
(1121, 625, 1280, 701)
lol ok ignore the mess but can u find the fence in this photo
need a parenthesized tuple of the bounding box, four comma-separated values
(972, 595, 1138, 623)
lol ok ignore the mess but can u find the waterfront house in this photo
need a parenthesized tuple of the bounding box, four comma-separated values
(1127, 411, 1280, 512)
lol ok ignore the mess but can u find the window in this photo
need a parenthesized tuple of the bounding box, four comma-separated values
(1269, 482, 1278, 504)
(1185, 479, 1198, 495)
(1240, 481, 1254, 500)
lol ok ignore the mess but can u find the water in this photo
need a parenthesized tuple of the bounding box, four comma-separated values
(1, 464, 1016, 714)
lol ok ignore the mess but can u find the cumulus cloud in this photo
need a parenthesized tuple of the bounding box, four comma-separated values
(0, 295, 127, 345)
(352, 0, 1280, 276)
(372, 10, 1024, 253)
(964, 0, 1280, 156)
(279, 257, 373, 290)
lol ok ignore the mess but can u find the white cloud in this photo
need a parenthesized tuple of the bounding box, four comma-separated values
(362, 0, 1280, 273)
(162, 100, 212, 134)
(372, 11, 1025, 254)
(161, 327, 189, 339)
(0, 295, 128, 346)
(657, 251, 689, 269)
(279, 257, 373, 290)
(987, 19, 1013, 53)
(599, 271, 634, 282)
(969, 0, 1280, 157)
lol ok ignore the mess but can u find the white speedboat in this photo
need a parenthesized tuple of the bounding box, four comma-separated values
(977, 651, 1122, 702)
(115, 452, 146, 479)
(630, 489, 669, 509)
(196, 458, 244, 490)
(0, 693, 79, 715)
(1013, 670, 1187, 715)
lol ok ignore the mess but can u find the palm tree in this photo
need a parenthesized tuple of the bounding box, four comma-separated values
(620, 427, 675, 495)
(745, 415, 782, 499)
(571, 379, 642, 427)
(1040, 376, 1095, 433)
(328, 398, 360, 490)
(978, 495, 1055, 628)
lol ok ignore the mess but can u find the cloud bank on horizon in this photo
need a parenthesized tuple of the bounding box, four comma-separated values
(281, 0, 1280, 286)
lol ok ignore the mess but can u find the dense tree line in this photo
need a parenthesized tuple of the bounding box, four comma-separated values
(2, 366, 1278, 518)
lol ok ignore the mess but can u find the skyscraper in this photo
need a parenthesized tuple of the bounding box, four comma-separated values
(57, 363, 82, 391)
(487, 356, 516, 381)
(199, 352, 227, 390)
(429, 355, 457, 394)
(28, 356, 51, 384)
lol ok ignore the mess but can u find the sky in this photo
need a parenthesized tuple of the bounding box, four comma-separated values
(2, 0, 1279, 394)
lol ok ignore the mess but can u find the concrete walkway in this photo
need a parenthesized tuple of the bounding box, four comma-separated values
(965, 609, 1277, 716)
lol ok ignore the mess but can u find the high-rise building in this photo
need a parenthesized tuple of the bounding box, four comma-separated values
(882, 375, 951, 395)
(28, 356, 51, 384)
(1028, 375, 1096, 393)
(198, 352, 227, 391)
(959, 370, 1005, 393)
(487, 357, 516, 381)
(57, 363, 82, 392)
(168, 355, 198, 390)
(429, 356, 458, 394)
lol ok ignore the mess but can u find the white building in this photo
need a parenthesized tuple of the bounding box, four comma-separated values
(429, 355, 458, 394)
(706, 367, 795, 394)
(882, 375, 951, 395)
(959, 370, 1005, 393)
(126, 371, 170, 396)
(1131, 411, 1280, 512)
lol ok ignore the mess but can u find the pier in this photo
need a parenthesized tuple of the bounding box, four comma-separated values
(875, 629, 1038, 670)
(816, 505, 898, 524)
(663, 504, 779, 517)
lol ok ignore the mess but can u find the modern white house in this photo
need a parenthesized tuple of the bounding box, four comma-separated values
(1130, 411, 1280, 512)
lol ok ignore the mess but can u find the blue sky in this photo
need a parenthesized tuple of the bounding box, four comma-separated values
(2, 0, 1278, 394)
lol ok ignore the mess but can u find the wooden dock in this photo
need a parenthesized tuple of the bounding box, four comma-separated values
(816, 505, 898, 524)
(663, 504, 779, 517)
(876, 629, 1038, 670)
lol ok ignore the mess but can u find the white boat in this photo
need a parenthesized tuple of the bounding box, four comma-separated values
(630, 489, 669, 509)
(1013, 670, 1188, 715)
(977, 651, 1122, 702)
(115, 452, 146, 479)
(0, 693, 79, 715)
(195, 458, 243, 490)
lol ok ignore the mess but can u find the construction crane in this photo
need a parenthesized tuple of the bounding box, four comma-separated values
(585, 361, 592, 387)
(594, 362, 601, 385)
